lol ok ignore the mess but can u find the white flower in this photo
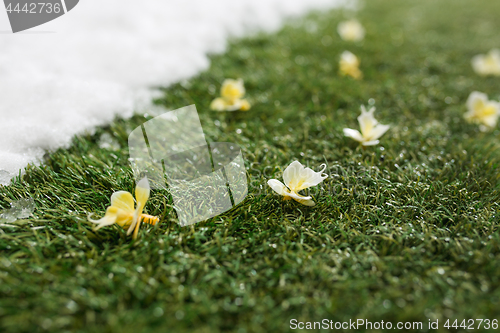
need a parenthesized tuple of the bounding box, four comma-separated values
(339, 51, 362, 79)
(267, 161, 328, 207)
(464, 91, 500, 130)
(343, 105, 390, 146)
(337, 19, 365, 42)
(471, 49, 500, 76)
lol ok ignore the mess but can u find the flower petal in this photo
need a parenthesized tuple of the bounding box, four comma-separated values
(358, 105, 377, 137)
(471, 55, 488, 76)
(343, 128, 363, 142)
(225, 99, 244, 111)
(472, 50, 500, 76)
(340, 51, 359, 65)
(127, 177, 150, 238)
(221, 78, 245, 100)
(463, 110, 475, 122)
(110, 191, 135, 213)
(210, 97, 228, 111)
(292, 197, 315, 206)
(283, 161, 303, 190)
(239, 99, 251, 111)
(483, 101, 500, 116)
(132, 215, 142, 239)
(481, 113, 499, 128)
(282, 161, 328, 192)
(295, 165, 328, 191)
(362, 140, 380, 146)
(135, 177, 150, 207)
(114, 210, 134, 229)
(268, 179, 313, 202)
(490, 49, 500, 58)
(286, 190, 312, 201)
(88, 206, 118, 231)
(339, 51, 362, 79)
(268, 179, 287, 196)
(366, 124, 390, 141)
(466, 91, 488, 113)
(337, 20, 365, 42)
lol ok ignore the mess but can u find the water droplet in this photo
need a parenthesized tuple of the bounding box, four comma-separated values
(153, 307, 164, 317)
(175, 310, 185, 320)
(321, 35, 332, 46)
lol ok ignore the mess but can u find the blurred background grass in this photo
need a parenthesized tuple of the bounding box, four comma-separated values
(1, 0, 500, 332)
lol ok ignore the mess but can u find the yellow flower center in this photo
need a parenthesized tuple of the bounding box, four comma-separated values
(485, 55, 497, 67)
(221, 82, 244, 101)
(478, 104, 497, 117)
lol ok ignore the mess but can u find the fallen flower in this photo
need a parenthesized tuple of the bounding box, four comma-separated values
(337, 19, 365, 42)
(339, 51, 362, 79)
(210, 78, 251, 111)
(88, 177, 159, 239)
(343, 105, 390, 146)
(268, 161, 327, 206)
(471, 49, 500, 76)
(464, 91, 500, 130)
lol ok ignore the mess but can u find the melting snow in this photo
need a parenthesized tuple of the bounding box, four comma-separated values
(0, 0, 349, 185)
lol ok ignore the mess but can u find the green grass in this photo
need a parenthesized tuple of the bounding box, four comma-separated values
(2, 0, 500, 332)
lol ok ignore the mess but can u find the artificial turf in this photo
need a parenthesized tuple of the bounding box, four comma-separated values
(2, 0, 500, 331)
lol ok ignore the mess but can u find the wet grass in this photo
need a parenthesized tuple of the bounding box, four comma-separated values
(1, 0, 500, 332)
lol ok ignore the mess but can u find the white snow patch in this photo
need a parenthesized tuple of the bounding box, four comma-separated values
(0, 0, 350, 185)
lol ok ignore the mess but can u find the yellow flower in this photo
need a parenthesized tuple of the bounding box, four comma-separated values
(471, 49, 500, 76)
(339, 51, 362, 79)
(343, 105, 390, 146)
(267, 161, 328, 206)
(337, 19, 365, 42)
(464, 91, 500, 130)
(210, 78, 251, 111)
(88, 177, 159, 239)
